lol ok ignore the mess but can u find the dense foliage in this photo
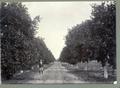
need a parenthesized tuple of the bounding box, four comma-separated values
(0, 2, 55, 80)
(59, 2, 116, 69)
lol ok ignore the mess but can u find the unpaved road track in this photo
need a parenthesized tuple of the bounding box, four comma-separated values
(4, 61, 87, 84)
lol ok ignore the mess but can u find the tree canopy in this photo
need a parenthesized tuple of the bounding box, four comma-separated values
(0, 2, 55, 80)
(59, 2, 116, 69)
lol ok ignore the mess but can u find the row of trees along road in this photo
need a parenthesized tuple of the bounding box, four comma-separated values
(59, 2, 116, 79)
(0, 2, 55, 80)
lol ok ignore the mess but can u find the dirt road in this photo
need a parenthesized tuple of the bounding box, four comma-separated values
(4, 61, 86, 84)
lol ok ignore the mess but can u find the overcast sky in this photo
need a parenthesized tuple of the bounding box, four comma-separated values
(23, 1, 102, 59)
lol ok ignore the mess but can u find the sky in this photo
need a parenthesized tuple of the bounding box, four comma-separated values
(23, 1, 102, 59)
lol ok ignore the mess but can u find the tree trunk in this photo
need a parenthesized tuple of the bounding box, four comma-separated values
(84, 62, 88, 70)
(103, 63, 108, 79)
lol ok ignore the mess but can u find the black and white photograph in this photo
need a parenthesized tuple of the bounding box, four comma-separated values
(0, 1, 116, 84)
